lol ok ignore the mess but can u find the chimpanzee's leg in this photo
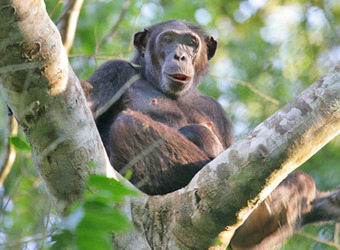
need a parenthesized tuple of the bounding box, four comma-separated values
(301, 187, 340, 226)
(109, 109, 212, 195)
(231, 172, 316, 249)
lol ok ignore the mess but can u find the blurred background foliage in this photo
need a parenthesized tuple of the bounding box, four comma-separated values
(1, 0, 340, 249)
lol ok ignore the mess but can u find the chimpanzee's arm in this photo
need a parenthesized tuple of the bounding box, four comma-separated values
(179, 124, 224, 159)
(108, 109, 212, 195)
(81, 60, 140, 116)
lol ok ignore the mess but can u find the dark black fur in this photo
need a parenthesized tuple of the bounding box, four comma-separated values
(81, 20, 340, 248)
(179, 123, 224, 159)
(82, 20, 233, 195)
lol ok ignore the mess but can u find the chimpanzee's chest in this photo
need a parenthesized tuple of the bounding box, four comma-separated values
(125, 82, 210, 129)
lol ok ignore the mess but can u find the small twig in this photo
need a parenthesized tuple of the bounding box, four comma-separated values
(297, 230, 340, 249)
(0, 115, 18, 187)
(36, 135, 68, 163)
(56, 0, 85, 54)
(120, 137, 167, 180)
(210, 73, 281, 105)
(0, 233, 53, 248)
(93, 74, 141, 118)
(49, 0, 63, 17)
(1, 174, 24, 218)
(335, 223, 340, 246)
(39, 203, 52, 249)
(127, 0, 146, 52)
(95, 0, 131, 54)
(0, 62, 40, 74)
(69, 50, 133, 59)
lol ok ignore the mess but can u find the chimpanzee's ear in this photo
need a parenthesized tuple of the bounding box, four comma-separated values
(205, 36, 217, 60)
(133, 29, 149, 54)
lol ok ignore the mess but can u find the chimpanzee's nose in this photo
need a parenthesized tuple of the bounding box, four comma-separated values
(174, 53, 186, 61)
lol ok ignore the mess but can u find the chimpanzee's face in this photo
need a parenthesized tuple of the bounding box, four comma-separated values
(134, 20, 217, 98)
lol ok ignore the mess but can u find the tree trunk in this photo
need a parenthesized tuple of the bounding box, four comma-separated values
(0, 0, 121, 214)
(1, 1, 340, 249)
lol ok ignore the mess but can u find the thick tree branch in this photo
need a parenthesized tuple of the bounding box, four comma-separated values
(130, 62, 340, 249)
(1, 1, 340, 249)
(0, 0, 125, 214)
(113, 63, 340, 249)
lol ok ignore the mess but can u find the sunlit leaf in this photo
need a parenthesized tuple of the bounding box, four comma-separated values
(50, 230, 74, 250)
(86, 175, 138, 203)
(9, 136, 31, 151)
(76, 229, 113, 250)
(80, 202, 130, 231)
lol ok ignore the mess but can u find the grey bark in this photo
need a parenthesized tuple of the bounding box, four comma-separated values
(1, 1, 340, 249)
(0, 0, 123, 214)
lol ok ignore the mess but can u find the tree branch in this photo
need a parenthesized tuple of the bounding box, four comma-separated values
(210, 73, 281, 105)
(56, 0, 84, 54)
(133, 62, 340, 249)
(95, 0, 131, 53)
(0, 0, 126, 214)
(0, 116, 18, 187)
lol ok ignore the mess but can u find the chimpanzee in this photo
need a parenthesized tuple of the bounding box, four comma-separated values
(81, 20, 233, 195)
(81, 20, 340, 249)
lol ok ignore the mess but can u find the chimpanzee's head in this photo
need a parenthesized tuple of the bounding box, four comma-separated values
(133, 20, 217, 98)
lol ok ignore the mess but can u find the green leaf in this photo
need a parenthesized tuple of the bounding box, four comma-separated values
(80, 202, 131, 232)
(9, 136, 31, 151)
(86, 175, 138, 203)
(76, 229, 113, 250)
(124, 169, 132, 180)
(50, 230, 74, 250)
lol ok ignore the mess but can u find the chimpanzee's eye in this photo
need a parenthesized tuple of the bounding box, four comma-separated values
(186, 37, 198, 48)
(162, 35, 173, 44)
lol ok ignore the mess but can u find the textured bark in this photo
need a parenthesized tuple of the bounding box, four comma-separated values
(0, 0, 120, 213)
(129, 64, 340, 249)
(1, 1, 340, 249)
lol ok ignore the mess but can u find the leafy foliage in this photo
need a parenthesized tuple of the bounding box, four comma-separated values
(9, 136, 31, 152)
(50, 175, 138, 250)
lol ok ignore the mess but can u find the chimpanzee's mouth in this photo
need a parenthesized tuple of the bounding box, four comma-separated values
(166, 74, 191, 83)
